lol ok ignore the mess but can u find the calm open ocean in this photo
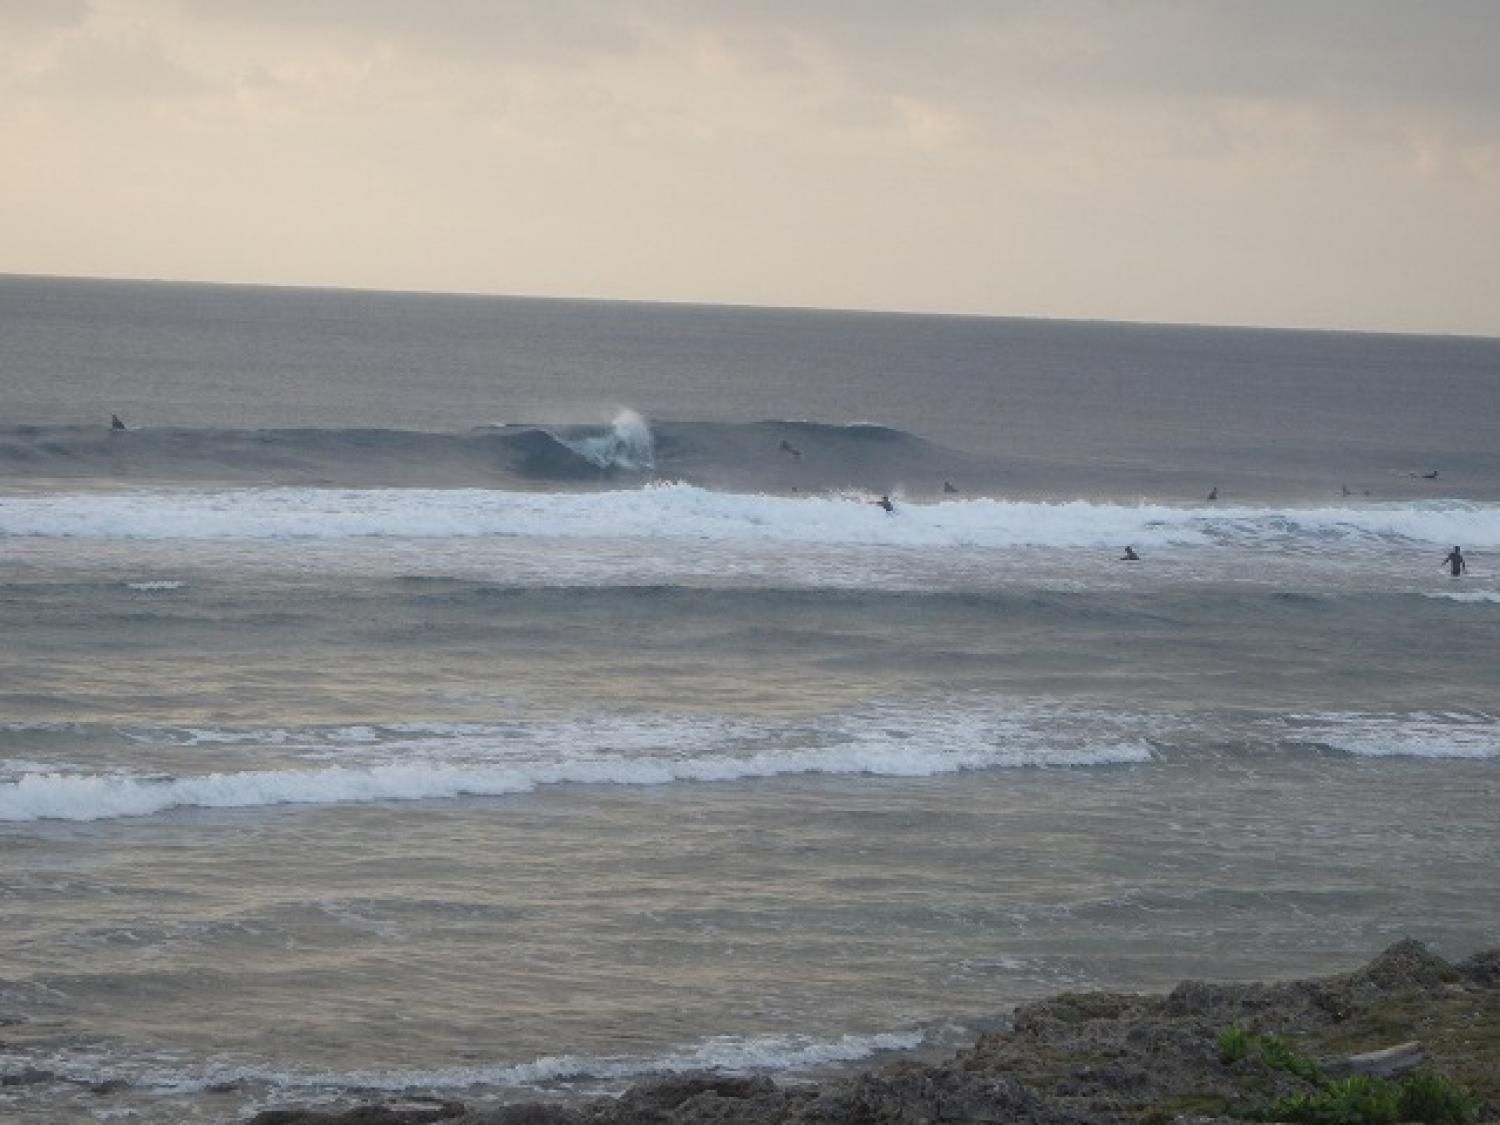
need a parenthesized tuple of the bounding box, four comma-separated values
(1, 275, 1497, 1121)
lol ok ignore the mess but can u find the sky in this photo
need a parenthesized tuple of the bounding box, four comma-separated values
(1, 0, 1497, 335)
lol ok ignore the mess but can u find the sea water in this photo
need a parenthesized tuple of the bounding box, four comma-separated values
(1, 276, 1497, 1121)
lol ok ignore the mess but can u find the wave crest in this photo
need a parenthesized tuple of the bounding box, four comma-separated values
(2, 486, 1496, 549)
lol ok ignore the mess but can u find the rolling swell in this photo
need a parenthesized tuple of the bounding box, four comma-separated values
(0, 422, 620, 486)
(0, 416, 975, 490)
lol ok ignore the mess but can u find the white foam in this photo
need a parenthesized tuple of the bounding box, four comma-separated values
(1281, 712, 1500, 760)
(125, 580, 185, 591)
(0, 737, 1149, 823)
(1420, 590, 1500, 604)
(0, 703, 1154, 823)
(3, 485, 1495, 550)
(12, 1028, 924, 1098)
(561, 409, 656, 471)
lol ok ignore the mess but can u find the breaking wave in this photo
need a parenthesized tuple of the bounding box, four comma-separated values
(2, 485, 1496, 550)
(557, 408, 655, 471)
(1279, 711, 1500, 760)
(0, 739, 1150, 823)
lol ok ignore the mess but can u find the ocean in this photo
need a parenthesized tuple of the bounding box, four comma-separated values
(1, 274, 1497, 1122)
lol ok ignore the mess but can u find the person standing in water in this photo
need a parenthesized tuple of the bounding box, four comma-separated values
(1443, 546, 1466, 577)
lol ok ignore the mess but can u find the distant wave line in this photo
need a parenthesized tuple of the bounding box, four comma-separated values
(0, 742, 1151, 822)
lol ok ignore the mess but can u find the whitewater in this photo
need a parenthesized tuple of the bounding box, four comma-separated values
(5, 484, 1498, 549)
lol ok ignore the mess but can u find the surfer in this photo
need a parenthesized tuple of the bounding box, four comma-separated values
(1120, 546, 1140, 561)
(1207, 487, 1218, 501)
(779, 439, 802, 459)
(1340, 484, 1351, 497)
(1422, 470, 1440, 480)
(873, 495, 894, 513)
(943, 481, 958, 494)
(1443, 546, 1466, 577)
(110, 414, 127, 431)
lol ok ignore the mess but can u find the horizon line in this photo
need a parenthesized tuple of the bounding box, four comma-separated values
(2, 269, 1495, 344)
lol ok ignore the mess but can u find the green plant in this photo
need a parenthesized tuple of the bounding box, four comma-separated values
(1256, 1034, 1323, 1082)
(1249, 1072, 1478, 1125)
(1397, 1071, 1477, 1125)
(1261, 1075, 1400, 1125)
(1218, 1025, 1252, 1064)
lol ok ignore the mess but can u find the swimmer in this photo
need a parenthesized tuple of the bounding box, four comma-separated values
(1120, 546, 1140, 561)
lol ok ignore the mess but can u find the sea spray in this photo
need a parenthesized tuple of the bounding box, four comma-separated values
(563, 409, 656, 471)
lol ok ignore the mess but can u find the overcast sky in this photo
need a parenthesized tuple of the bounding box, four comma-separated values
(2, 0, 1497, 334)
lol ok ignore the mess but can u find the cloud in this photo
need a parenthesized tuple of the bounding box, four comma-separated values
(0, 0, 91, 28)
(1, 1, 1496, 332)
(21, 27, 206, 99)
(180, 0, 642, 64)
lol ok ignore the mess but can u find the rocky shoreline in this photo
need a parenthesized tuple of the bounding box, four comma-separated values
(253, 940, 1497, 1125)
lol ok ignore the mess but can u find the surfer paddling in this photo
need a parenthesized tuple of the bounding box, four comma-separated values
(1443, 546, 1467, 577)
(1120, 546, 1140, 561)
(110, 414, 127, 431)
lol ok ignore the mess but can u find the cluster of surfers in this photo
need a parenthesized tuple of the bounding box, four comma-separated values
(835, 463, 1474, 580)
(1116, 544, 1467, 574)
(107, 423, 1480, 580)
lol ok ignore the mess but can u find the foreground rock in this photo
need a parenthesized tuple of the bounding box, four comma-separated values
(252, 940, 1499, 1124)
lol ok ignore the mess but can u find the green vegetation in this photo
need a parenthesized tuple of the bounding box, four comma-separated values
(1216, 1023, 1479, 1125)
(1397, 1072, 1480, 1125)
(1251, 1072, 1477, 1125)
(1217, 1024, 1252, 1064)
(1216, 1026, 1322, 1080)
(1257, 1075, 1400, 1125)
(1296, 987, 1500, 1109)
(1255, 1034, 1323, 1082)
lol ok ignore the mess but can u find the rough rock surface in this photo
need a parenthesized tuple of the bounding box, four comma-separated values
(249, 940, 1499, 1125)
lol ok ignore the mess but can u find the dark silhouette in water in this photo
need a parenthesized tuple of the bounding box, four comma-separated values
(943, 480, 958, 494)
(1341, 484, 1351, 497)
(873, 495, 894, 513)
(1207, 487, 1218, 501)
(1423, 469, 1440, 480)
(110, 414, 127, 431)
(779, 439, 801, 459)
(1120, 546, 1140, 561)
(1443, 546, 1466, 577)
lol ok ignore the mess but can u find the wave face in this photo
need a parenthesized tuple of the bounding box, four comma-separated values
(3, 483, 1496, 550)
(0, 415, 977, 490)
